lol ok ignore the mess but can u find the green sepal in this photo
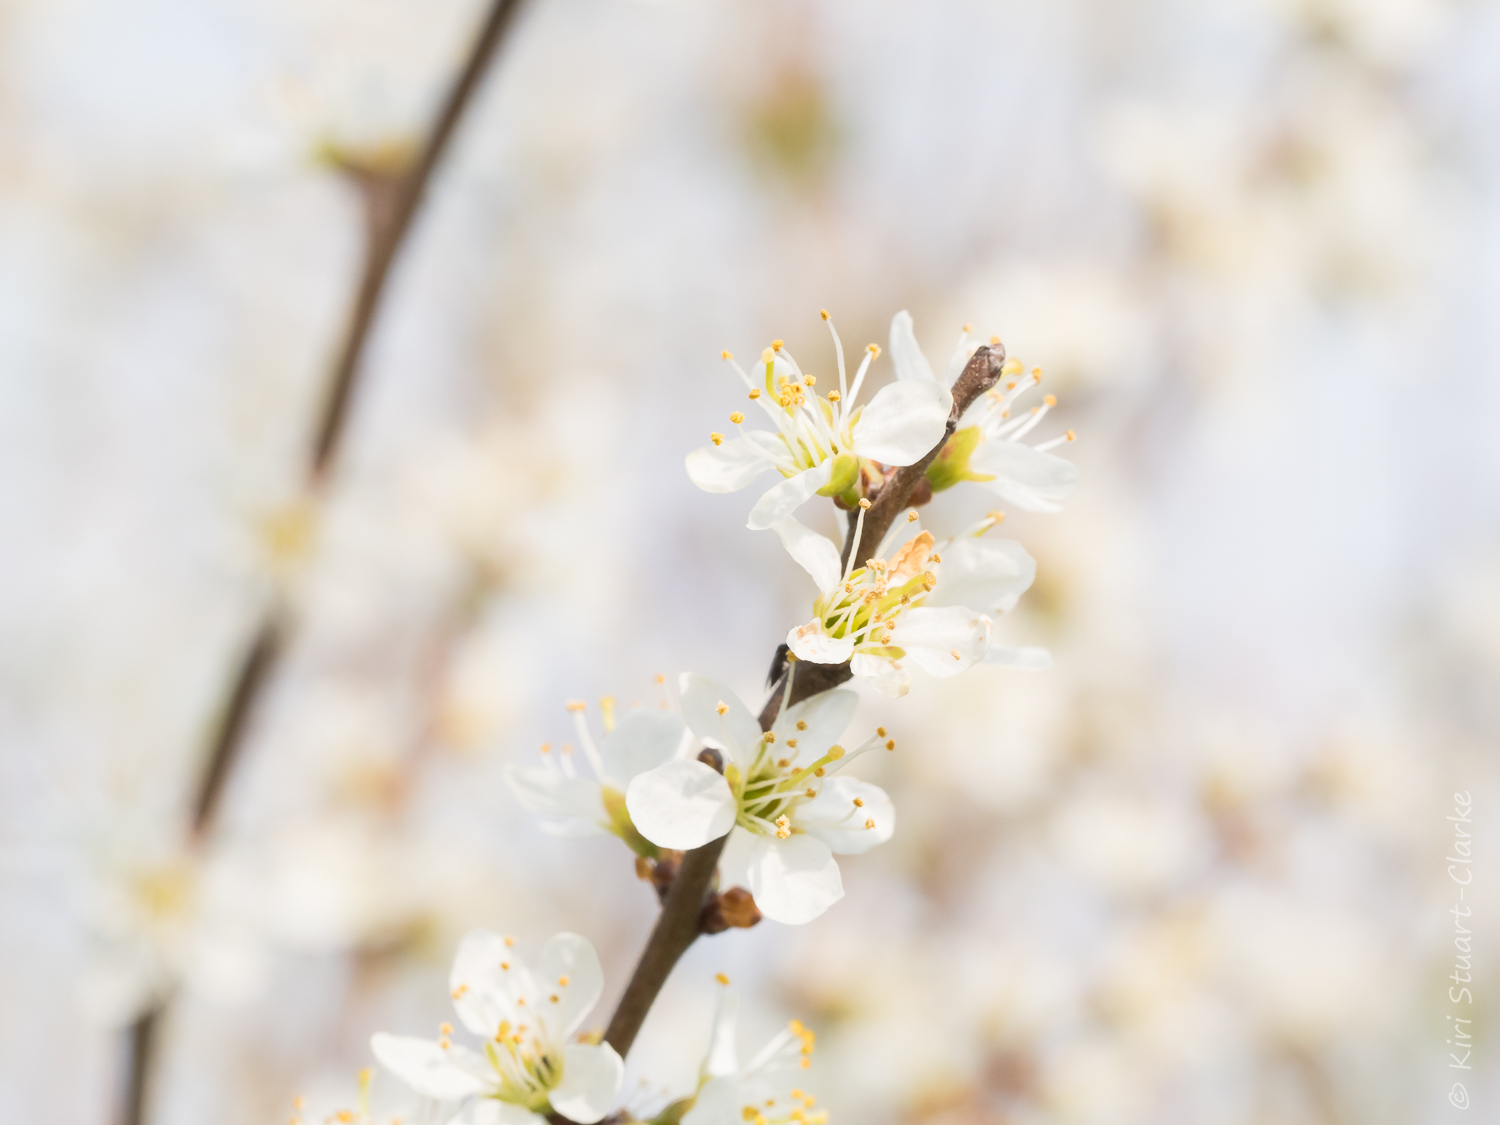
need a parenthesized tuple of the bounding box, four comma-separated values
(601, 787, 659, 860)
(651, 1097, 695, 1125)
(925, 426, 992, 492)
(817, 452, 860, 497)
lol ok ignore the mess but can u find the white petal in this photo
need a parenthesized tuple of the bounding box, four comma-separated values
(890, 606, 992, 677)
(852, 380, 952, 466)
(626, 761, 736, 850)
(679, 673, 762, 767)
(550, 1042, 624, 1124)
(925, 538, 1036, 615)
(797, 777, 895, 855)
(849, 652, 909, 697)
(599, 709, 686, 787)
(717, 826, 755, 889)
(770, 687, 857, 764)
(746, 834, 844, 925)
(771, 517, 843, 594)
(982, 644, 1053, 670)
(449, 930, 528, 1036)
(969, 440, 1079, 512)
(450, 1101, 545, 1125)
(537, 932, 603, 1039)
(747, 462, 833, 530)
(504, 767, 604, 828)
(685, 434, 780, 493)
(888, 310, 935, 383)
(681, 1077, 740, 1125)
(786, 620, 855, 665)
(370, 1034, 486, 1101)
(704, 986, 739, 1078)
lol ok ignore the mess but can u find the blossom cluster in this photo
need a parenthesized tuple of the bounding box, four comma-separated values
(369, 310, 1076, 1125)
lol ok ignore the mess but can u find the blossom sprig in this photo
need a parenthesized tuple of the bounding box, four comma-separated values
(372, 929, 623, 1125)
(625, 674, 894, 924)
(686, 311, 953, 529)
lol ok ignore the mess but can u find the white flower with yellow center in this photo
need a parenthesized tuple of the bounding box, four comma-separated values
(625, 675, 894, 925)
(504, 696, 685, 854)
(680, 978, 827, 1125)
(371, 929, 623, 1125)
(686, 310, 953, 530)
(773, 507, 1045, 697)
(924, 326, 1080, 511)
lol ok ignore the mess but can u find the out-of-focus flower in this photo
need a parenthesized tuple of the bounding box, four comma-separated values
(927, 334, 1079, 512)
(685, 312, 952, 529)
(504, 698, 685, 854)
(288, 1067, 430, 1125)
(626, 675, 892, 924)
(681, 979, 827, 1125)
(371, 929, 623, 1125)
(774, 511, 1045, 697)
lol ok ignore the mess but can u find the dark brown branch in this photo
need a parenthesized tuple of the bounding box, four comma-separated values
(310, 0, 530, 481)
(118, 1009, 159, 1125)
(121, 5, 528, 1124)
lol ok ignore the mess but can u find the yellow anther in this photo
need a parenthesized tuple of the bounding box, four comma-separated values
(858, 498, 872, 510)
(501, 961, 510, 971)
(496, 1021, 511, 1039)
(907, 510, 919, 522)
(885, 739, 895, 751)
(930, 552, 941, 563)
(988, 510, 1006, 525)
(1044, 394, 1056, 407)
(950, 648, 961, 659)
(827, 745, 845, 760)
(803, 374, 815, 386)
(789, 1019, 805, 1034)
(777, 757, 791, 768)
(451, 984, 469, 999)
(820, 309, 830, 321)
(791, 1089, 804, 1100)
(504, 935, 516, 947)
(876, 727, 887, 737)
(566, 701, 586, 713)
(865, 818, 876, 829)
(775, 815, 791, 839)
(763, 731, 776, 743)
(827, 390, 840, 402)
(540, 742, 551, 754)
(1065, 428, 1077, 441)
(550, 994, 560, 1003)
(852, 797, 864, 807)
(813, 766, 825, 777)
(742, 1109, 757, 1123)
(772, 339, 784, 352)
(722, 350, 733, 360)
(749, 388, 761, 399)
(801, 1058, 811, 1068)
(1001, 357, 1022, 376)
(711, 432, 725, 446)
(716, 701, 729, 715)
(558, 975, 570, 986)
(716, 972, 731, 985)
(963, 323, 974, 333)
(440, 1022, 453, 1035)
(867, 343, 880, 357)
(805, 788, 817, 797)
(785, 738, 798, 749)
(989, 335, 1001, 345)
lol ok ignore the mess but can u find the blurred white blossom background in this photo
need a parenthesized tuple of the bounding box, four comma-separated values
(3, 0, 1499, 1122)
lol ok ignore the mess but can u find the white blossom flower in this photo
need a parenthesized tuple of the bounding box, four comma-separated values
(372, 929, 623, 1125)
(504, 697, 685, 853)
(685, 311, 953, 529)
(681, 979, 827, 1125)
(923, 327, 1080, 512)
(625, 675, 893, 925)
(774, 508, 1046, 697)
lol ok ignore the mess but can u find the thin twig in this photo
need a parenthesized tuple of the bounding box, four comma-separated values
(120, 4, 529, 1122)
(594, 347, 1008, 1078)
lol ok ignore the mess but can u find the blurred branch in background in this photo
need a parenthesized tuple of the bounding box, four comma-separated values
(118, 1, 530, 1122)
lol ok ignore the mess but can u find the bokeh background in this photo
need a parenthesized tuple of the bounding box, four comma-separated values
(3, 0, 1499, 1122)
